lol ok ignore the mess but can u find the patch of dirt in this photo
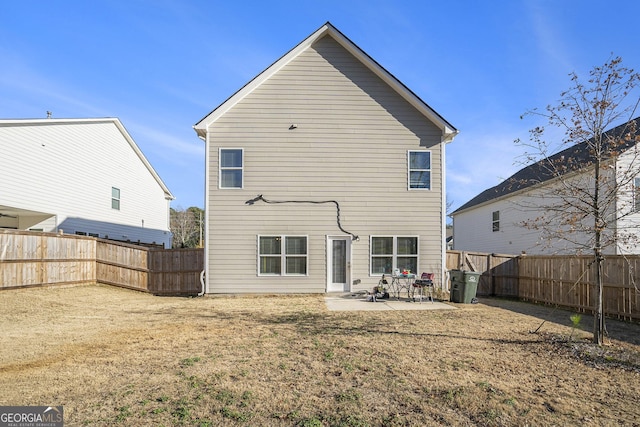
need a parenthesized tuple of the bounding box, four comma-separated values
(544, 332, 640, 373)
(1, 284, 639, 426)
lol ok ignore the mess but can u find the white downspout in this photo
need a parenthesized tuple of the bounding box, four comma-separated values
(442, 129, 458, 292)
(198, 270, 206, 297)
(196, 130, 209, 297)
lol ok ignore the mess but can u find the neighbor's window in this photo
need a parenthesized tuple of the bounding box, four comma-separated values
(370, 236, 418, 275)
(112, 187, 121, 210)
(492, 210, 500, 232)
(259, 235, 308, 275)
(408, 151, 431, 190)
(634, 178, 640, 212)
(220, 148, 243, 188)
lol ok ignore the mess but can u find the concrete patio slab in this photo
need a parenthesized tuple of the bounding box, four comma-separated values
(324, 293, 457, 311)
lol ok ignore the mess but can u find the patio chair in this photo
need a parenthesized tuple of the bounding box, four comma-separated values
(413, 272, 434, 303)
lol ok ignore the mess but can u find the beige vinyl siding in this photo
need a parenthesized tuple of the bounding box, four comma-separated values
(206, 35, 443, 293)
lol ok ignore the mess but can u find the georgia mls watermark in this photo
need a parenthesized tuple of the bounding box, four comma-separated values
(0, 406, 63, 427)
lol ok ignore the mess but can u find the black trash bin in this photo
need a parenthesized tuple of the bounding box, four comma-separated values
(449, 269, 465, 303)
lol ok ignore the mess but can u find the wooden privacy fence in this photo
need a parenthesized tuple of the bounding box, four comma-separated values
(446, 250, 640, 321)
(1, 230, 204, 296)
(0, 230, 95, 288)
(2, 230, 639, 319)
(96, 239, 149, 291)
(518, 255, 640, 322)
(147, 247, 204, 295)
(446, 251, 519, 297)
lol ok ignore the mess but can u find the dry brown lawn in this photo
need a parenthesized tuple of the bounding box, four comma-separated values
(1, 284, 639, 426)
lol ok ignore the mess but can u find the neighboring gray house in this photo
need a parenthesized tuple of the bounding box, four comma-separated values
(451, 118, 640, 255)
(194, 22, 458, 294)
(0, 118, 174, 247)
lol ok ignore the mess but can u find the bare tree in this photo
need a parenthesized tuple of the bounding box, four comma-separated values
(515, 56, 640, 344)
(170, 206, 204, 248)
(446, 197, 454, 215)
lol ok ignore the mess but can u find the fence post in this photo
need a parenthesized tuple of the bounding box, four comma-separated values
(488, 253, 495, 296)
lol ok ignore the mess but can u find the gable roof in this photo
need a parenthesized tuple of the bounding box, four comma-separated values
(452, 118, 640, 214)
(0, 117, 174, 200)
(193, 22, 457, 142)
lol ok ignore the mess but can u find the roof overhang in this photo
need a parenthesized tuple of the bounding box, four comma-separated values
(0, 205, 53, 218)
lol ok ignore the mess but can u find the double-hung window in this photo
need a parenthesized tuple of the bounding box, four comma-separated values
(633, 178, 640, 212)
(492, 211, 500, 232)
(370, 236, 418, 275)
(111, 187, 121, 210)
(259, 235, 308, 276)
(220, 148, 243, 189)
(408, 150, 431, 190)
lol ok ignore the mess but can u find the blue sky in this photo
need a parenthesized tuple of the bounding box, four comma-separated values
(1, 1, 639, 212)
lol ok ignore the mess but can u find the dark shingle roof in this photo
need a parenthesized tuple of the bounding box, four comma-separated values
(452, 118, 640, 214)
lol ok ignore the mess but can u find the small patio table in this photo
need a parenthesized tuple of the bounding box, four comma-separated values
(390, 273, 416, 300)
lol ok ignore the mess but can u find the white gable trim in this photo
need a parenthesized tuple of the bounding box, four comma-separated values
(193, 22, 458, 142)
(110, 119, 175, 201)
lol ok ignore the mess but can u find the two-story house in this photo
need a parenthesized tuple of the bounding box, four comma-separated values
(0, 117, 174, 247)
(194, 22, 458, 294)
(451, 118, 640, 255)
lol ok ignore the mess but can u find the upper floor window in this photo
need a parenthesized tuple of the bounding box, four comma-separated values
(258, 235, 308, 276)
(408, 151, 431, 190)
(633, 178, 640, 212)
(492, 210, 500, 232)
(112, 187, 121, 210)
(220, 148, 243, 188)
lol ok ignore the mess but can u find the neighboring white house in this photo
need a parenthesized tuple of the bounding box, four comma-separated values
(0, 118, 174, 247)
(451, 119, 640, 255)
(194, 22, 458, 294)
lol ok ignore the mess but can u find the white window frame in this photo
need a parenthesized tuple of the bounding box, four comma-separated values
(369, 235, 419, 276)
(219, 148, 244, 189)
(492, 210, 500, 232)
(257, 235, 309, 276)
(633, 178, 640, 212)
(407, 150, 432, 190)
(111, 187, 121, 210)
